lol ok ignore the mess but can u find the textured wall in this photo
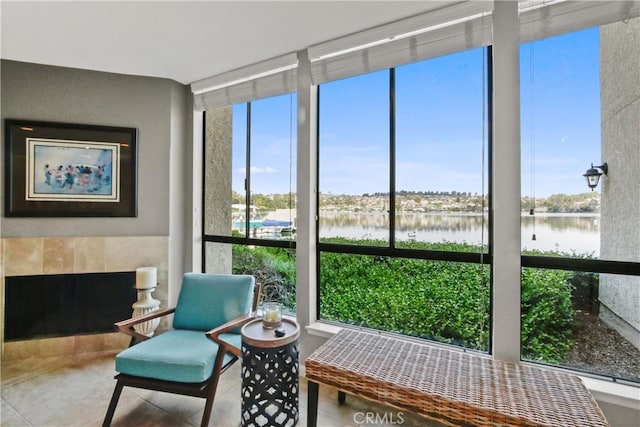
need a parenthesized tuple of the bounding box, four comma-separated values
(599, 18, 640, 344)
(204, 107, 233, 273)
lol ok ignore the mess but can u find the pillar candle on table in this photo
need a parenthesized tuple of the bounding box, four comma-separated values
(136, 267, 157, 289)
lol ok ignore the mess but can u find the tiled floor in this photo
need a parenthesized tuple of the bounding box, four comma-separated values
(1, 350, 437, 427)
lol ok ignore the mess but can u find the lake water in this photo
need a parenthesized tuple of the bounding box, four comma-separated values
(319, 212, 600, 256)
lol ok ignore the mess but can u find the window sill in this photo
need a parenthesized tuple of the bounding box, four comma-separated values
(304, 321, 640, 411)
(580, 376, 640, 410)
(305, 320, 342, 338)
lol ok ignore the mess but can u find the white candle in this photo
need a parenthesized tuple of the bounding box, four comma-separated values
(136, 267, 157, 289)
(265, 309, 279, 322)
(263, 302, 282, 326)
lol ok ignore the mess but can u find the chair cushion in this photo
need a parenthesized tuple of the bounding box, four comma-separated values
(115, 330, 241, 383)
(172, 273, 255, 331)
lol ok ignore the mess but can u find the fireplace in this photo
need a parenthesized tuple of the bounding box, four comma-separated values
(4, 272, 136, 341)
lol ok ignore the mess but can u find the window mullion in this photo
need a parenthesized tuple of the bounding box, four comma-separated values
(389, 68, 396, 248)
(245, 103, 252, 239)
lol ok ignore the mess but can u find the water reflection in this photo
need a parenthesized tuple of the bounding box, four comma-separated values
(319, 212, 600, 255)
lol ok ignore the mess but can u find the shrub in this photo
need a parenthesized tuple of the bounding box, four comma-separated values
(233, 239, 578, 363)
(232, 245, 296, 310)
(521, 268, 575, 363)
(320, 251, 490, 351)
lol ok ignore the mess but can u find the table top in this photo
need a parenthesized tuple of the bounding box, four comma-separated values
(241, 316, 300, 349)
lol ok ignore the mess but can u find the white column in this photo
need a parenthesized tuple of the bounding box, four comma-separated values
(492, 0, 522, 363)
(295, 49, 320, 359)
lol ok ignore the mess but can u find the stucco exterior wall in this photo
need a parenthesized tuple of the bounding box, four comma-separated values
(204, 107, 233, 273)
(599, 18, 640, 347)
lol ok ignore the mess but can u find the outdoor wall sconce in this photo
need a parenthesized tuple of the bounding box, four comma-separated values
(583, 162, 608, 191)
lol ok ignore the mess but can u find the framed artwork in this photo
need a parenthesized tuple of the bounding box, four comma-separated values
(4, 119, 137, 217)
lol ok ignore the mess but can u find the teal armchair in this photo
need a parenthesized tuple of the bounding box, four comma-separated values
(103, 273, 260, 427)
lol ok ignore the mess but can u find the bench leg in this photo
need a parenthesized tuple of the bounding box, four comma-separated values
(307, 380, 319, 427)
(338, 390, 346, 404)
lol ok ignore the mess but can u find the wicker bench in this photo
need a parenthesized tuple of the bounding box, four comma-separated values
(305, 329, 609, 427)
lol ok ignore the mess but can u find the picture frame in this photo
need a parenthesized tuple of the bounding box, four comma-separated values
(4, 119, 137, 217)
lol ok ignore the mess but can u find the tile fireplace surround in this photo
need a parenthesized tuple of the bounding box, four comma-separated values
(0, 236, 168, 359)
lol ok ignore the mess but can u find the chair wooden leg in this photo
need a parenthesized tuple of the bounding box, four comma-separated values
(201, 388, 217, 427)
(200, 351, 226, 427)
(103, 380, 124, 427)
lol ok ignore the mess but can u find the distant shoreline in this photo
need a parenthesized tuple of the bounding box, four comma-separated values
(318, 210, 600, 217)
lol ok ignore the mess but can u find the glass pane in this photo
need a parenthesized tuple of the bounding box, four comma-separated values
(521, 267, 639, 383)
(395, 48, 489, 251)
(520, 19, 639, 384)
(520, 24, 639, 262)
(233, 244, 297, 314)
(319, 252, 489, 352)
(231, 104, 248, 237)
(248, 94, 297, 241)
(319, 71, 390, 246)
(204, 241, 297, 314)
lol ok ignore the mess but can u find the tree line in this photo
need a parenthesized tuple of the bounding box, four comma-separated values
(233, 191, 601, 213)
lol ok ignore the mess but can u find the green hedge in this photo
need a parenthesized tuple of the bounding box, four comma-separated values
(232, 240, 578, 363)
(320, 251, 490, 351)
(521, 267, 574, 362)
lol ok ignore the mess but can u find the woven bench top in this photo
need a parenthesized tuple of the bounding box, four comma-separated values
(305, 329, 609, 427)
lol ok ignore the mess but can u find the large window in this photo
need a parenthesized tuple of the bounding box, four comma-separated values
(203, 94, 297, 312)
(395, 50, 489, 251)
(317, 48, 491, 352)
(231, 97, 297, 242)
(318, 70, 390, 246)
(199, 2, 639, 388)
(520, 20, 640, 383)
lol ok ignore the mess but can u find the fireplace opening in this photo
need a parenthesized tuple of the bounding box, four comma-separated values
(4, 272, 137, 341)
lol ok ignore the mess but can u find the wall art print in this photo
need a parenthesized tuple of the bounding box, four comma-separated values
(4, 119, 137, 217)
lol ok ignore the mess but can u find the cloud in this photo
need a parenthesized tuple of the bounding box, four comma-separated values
(237, 166, 278, 174)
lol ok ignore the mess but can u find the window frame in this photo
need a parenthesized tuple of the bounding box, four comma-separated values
(201, 100, 297, 274)
(517, 22, 640, 382)
(314, 47, 494, 352)
(197, 2, 640, 391)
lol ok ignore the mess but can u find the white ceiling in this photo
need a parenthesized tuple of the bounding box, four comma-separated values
(1, 1, 450, 85)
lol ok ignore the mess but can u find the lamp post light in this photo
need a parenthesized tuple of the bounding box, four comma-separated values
(583, 162, 608, 191)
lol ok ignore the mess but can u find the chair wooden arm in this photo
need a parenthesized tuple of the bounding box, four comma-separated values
(206, 311, 257, 358)
(114, 307, 176, 344)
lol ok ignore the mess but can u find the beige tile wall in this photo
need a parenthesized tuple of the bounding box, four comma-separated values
(1, 236, 169, 358)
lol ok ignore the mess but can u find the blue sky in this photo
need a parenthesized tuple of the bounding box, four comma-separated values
(233, 27, 600, 198)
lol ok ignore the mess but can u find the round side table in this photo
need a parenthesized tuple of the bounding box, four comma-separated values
(240, 317, 300, 427)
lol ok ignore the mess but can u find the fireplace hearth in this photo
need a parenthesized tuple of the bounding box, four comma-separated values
(4, 272, 136, 341)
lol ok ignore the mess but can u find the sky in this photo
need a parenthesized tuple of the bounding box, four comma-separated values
(232, 27, 601, 198)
